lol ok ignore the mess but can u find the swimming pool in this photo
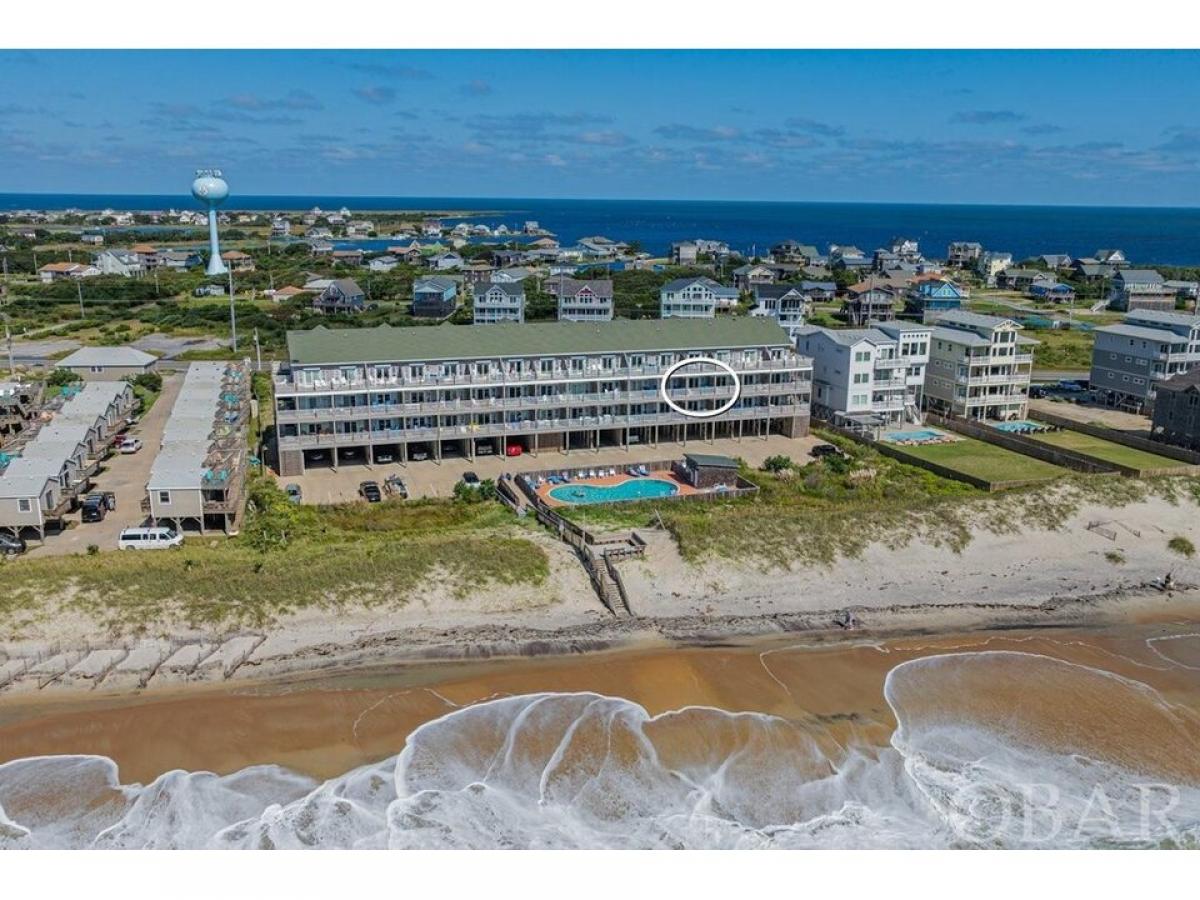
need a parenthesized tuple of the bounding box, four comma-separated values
(993, 420, 1047, 434)
(882, 428, 947, 444)
(548, 478, 679, 505)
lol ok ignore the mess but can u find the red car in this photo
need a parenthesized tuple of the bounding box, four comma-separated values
(505, 443, 523, 457)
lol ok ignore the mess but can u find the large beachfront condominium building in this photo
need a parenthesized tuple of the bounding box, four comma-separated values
(473, 280, 526, 324)
(145, 362, 250, 534)
(659, 276, 739, 318)
(924, 310, 1037, 421)
(550, 277, 614, 322)
(273, 319, 812, 476)
(796, 321, 931, 429)
(1090, 309, 1200, 411)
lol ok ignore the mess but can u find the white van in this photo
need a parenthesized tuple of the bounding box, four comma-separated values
(117, 526, 184, 550)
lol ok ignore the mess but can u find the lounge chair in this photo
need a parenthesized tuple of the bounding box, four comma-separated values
(561, 471, 570, 481)
(608, 467, 617, 477)
(637, 465, 650, 476)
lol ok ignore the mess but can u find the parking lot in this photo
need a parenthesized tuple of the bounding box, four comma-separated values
(277, 432, 822, 505)
(24, 374, 184, 557)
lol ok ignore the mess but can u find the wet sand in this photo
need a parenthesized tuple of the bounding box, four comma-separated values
(3, 615, 1199, 786)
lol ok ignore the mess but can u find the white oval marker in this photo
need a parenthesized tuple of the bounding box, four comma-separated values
(659, 356, 742, 419)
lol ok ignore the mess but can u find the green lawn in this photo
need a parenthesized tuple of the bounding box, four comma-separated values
(1030, 429, 1188, 472)
(893, 436, 1067, 487)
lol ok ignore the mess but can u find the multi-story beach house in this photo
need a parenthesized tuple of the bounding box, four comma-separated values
(750, 284, 809, 339)
(93, 249, 144, 277)
(659, 276, 738, 318)
(732, 264, 775, 292)
(905, 278, 967, 323)
(272, 318, 813, 475)
(924, 310, 1037, 421)
(1090, 309, 1200, 411)
(145, 363, 250, 535)
(549, 277, 614, 322)
(947, 241, 983, 268)
(842, 282, 898, 325)
(473, 280, 526, 324)
(975, 251, 1013, 287)
(1109, 269, 1174, 312)
(1150, 370, 1200, 451)
(412, 276, 459, 319)
(796, 321, 931, 430)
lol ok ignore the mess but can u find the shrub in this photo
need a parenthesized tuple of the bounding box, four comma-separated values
(1104, 550, 1125, 565)
(1167, 536, 1195, 558)
(47, 368, 81, 387)
(86, 544, 99, 556)
(131, 372, 163, 393)
(762, 455, 793, 473)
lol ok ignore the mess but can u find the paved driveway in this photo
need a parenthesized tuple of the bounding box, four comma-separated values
(25, 373, 185, 557)
(279, 432, 821, 505)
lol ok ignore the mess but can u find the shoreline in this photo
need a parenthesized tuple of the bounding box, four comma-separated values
(2, 489, 1199, 704)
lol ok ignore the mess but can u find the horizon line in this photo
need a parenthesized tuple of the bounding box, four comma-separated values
(1, 190, 1199, 213)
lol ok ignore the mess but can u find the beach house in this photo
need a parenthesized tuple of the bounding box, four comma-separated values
(1090, 309, 1200, 411)
(660, 276, 738, 318)
(473, 280, 526, 324)
(312, 278, 367, 315)
(796, 321, 930, 430)
(57, 346, 157, 382)
(1150, 370, 1200, 452)
(905, 279, 967, 322)
(1109, 269, 1174, 312)
(842, 282, 898, 325)
(750, 284, 810, 338)
(272, 318, 812, 475)
(412, 276, 460, 319)
(923, 310, 1037, 421)
(550, 277, 615, 322)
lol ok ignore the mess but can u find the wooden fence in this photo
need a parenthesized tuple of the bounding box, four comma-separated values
(924, 414, 1125, 476)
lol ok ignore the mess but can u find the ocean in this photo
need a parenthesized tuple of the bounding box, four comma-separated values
(3, 194, 1200, 265)
(2, 624, 1199, 849)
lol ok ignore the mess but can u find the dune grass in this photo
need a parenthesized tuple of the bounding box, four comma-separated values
(0, 479, 550, 633)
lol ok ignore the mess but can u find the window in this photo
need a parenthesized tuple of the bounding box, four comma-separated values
(158, 491, 171, 505)
(18, 498, 31, 513)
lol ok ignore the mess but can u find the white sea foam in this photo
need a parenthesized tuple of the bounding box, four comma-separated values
(2, 652, 1197, 849)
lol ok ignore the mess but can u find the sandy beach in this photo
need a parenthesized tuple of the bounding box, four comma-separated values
(1, 487, 1198, 705)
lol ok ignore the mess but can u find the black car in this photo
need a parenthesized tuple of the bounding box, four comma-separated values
(359, 480, 383, 502)
(461, 471, 481, 488)
(0, 533, 26, 556)
(80, 494, 108, 523)
(810, 443, 842, 459)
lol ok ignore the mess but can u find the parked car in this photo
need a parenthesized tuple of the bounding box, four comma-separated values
(505, 443, 523, 457)
(118, 527, 183, 550)
(410, 449, 429, 462)
(359, 480, 383, 502)
(285, 483, 303, 504)
(810, 443, 843, 459)
(375, 450, 395, 464)
(461, 471, 481, 488)
(80, 494, 108, 523)
(116, 436, 143, 454)
(0, 533, 26, 556)
(384, 474, 408, 499)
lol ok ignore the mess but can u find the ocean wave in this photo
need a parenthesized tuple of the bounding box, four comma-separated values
(2, 652, 1198, 849)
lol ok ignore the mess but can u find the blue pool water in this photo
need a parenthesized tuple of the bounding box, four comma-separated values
(549, 478, 679, 505)
(994, 420, 1047, 433)
(882, 429, 947, 444)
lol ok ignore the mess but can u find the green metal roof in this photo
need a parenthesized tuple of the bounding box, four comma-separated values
(287, 318, 794, 365)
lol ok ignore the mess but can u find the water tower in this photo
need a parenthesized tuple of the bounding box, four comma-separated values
(191, 168, 229, 276)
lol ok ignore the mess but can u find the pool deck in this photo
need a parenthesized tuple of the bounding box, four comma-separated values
(535, 471, 699, 508)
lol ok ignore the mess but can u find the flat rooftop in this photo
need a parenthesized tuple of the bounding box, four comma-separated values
(286, 318, 796, 366)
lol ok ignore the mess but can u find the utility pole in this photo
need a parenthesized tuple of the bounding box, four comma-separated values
(3, 316, 14, 376)
(76, 279, 85, 318)
(153, 268, 159, 296)
(228, 267, 238, 353)
(253, 327, 261, 372)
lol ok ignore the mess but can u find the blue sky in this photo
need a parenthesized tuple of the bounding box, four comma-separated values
(2, 49, 1198, 205)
